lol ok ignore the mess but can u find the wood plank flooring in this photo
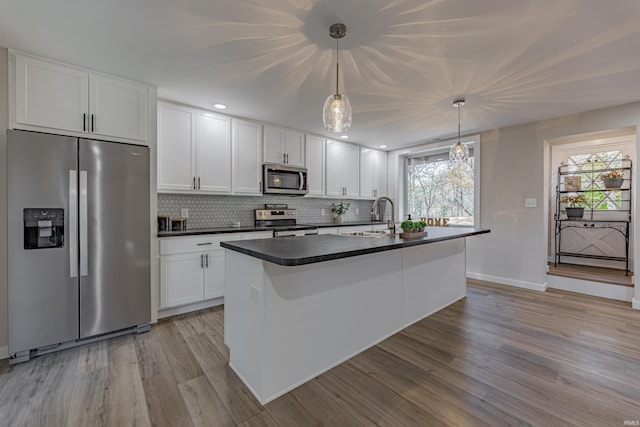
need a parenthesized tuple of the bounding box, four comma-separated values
(1, 281, 640, 426)
(548, 262, 633, 286)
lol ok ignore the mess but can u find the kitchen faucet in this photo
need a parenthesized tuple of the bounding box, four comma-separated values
(372, 196, 396, 235)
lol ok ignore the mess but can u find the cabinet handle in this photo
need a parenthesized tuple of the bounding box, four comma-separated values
(200, 254, 204, 268)
(91, 114, 95, 132)
(283, 153, 286, 163)
(198, 177, 201, 190)
(197, 242, 213, 246)
(286, 153, 289, 163)
(193, 177, 196, 190)
(83, 113, 87, 132)
(205, 254, 209, 268)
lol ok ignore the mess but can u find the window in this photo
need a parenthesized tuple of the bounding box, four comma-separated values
(564, 150, 627, 212)
(406, 147, 475, 226)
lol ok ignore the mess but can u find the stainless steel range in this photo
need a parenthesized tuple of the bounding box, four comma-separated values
(255, 206, 318, 237)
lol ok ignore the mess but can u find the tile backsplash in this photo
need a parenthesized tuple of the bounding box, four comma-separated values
(158, 194, 389, 229)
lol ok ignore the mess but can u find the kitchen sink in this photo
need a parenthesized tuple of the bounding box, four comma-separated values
(339, 230, 392, 238)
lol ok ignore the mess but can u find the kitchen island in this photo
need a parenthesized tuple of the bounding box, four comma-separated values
(221, 227, 489, 404)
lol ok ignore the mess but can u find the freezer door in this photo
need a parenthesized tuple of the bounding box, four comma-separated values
(7, 130, 79, 354)
(79, 139, 150, 338)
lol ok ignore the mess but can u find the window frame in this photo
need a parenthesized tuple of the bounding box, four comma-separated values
(400, 134, 480, 228)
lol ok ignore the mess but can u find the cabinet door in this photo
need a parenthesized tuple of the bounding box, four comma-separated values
(263, 125, 285, 164)
(196, 111, 231, 193)
(325, 140, 344, 197)
(232, 119, 262, 195)
(14, 54, 89, 133)
(285, 130, 305, 167)
(342, 143, 360, 198)
(373, 149, 388, 197)
(306, 135, 325, 196)
(160, 253, 204, 308)
(204, 250, 225, 300)
(360, 148, 375, 199)
(89, 74, 147, 141)
(157, 102, 196, 192)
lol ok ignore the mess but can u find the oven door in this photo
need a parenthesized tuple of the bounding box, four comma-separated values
(263, 163, 308, 196)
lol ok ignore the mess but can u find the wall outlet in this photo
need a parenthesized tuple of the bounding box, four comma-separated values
(181, 208, 189, 218)
(250, 286, 261, 302)
(524, 199, 537, 208)
(355, 208, 360, 215)
(321, 208, 327, 216)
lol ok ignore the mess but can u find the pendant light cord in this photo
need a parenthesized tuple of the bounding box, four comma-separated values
(458, 103, 461, 143)
(335, 37, 340, 94)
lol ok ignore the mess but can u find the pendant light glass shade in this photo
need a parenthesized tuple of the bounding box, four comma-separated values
(323, 93, 352, 132)
(323, 23, 352, 133)
(449, 98, 468, 164)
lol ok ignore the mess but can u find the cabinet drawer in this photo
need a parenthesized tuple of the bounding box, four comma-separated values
(160, 233, 244, 255)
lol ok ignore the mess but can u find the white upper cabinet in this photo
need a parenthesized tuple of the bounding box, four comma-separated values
(157, 102, 196, 192)
(15, 54, 89, 133)
(12, 52, 148, 142)
(157, 102, 231, 194)
(305, 135, 326, 197)
(263, 125, 305, 167)
(196, 111, 232, 193)
(360, 148, 388, 199)
(89, 74, 148, 141)
(326, 140, 360, 198)
(232, 118, 263, 195)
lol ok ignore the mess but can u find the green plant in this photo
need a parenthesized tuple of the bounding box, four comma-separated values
(600, 169, 623, 179)
(401, 220, 426, 231)
(331, 202, 350, 215)
(560, 194, 588, 208)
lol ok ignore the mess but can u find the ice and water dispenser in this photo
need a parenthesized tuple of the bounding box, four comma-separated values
(23, 208, 64, 249)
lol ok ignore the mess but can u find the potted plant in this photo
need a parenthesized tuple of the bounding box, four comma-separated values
(600, 169, 624, 189)
(400, 220, 417, 233)
(560, 194, 588, 220)
(417, 220, 427, 232)
(331, 202, 350, 224)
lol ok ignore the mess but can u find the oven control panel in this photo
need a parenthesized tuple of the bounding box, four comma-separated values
(255, 209, 297, 220)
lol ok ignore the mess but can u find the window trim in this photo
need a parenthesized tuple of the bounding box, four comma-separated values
(400, 134, 480, 227)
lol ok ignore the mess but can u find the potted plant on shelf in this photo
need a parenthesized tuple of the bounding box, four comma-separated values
(331, 202, 350, 224)
(600, 169, 624, 190)
(560, 194, 588, 220)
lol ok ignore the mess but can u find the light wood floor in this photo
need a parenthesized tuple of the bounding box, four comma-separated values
(548, 262, 633, 286)
(1, 281, 640, 426)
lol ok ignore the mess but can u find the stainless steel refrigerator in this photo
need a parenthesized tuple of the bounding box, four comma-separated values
(8, 130, 150, 363)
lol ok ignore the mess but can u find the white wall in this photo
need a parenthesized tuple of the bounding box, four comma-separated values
(464, 102, 640, 305)
(0, 48, 8, 356)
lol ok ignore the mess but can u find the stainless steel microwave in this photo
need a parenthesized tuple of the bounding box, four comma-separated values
(263, 163, 308, 196)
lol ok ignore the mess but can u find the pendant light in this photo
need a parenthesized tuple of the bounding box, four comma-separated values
(323, 23, 352, 133)
(449, 98, 469, 164)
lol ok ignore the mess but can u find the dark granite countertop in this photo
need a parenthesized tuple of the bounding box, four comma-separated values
(220, 227, 490, 266)
(157, 221, 389, 237)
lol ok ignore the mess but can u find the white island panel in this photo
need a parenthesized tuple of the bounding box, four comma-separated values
(402, 238, 466, 327)
(225, 237, 471, 405)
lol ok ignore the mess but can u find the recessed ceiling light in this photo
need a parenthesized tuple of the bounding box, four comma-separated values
(340, 135, 349, 139)
(379, 145, 387, 149)
(213, 103, 227, 110)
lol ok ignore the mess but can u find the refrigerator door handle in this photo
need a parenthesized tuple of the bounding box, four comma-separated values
(69, 170, 78, 278)
(80, 170, 88, 277)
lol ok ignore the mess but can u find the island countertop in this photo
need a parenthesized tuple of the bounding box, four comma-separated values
(220, 227, 490, 266)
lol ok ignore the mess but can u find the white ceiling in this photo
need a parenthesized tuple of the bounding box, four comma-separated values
(1, 0, 640, 150)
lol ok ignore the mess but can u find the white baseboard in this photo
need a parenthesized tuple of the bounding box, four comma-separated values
(0, 346, 8, 360)
(157, 296, 224, 319)
(466, 272, 548, 292)
(547, 274, 633, 302)
(633, 297, 640, 310)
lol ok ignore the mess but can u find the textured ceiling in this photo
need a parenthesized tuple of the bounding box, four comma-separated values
(1, 0, 640, 150)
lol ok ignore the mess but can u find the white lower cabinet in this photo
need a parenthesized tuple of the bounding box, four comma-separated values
(159, 231, 273, 314)
(162, 252, 207, 308)
(160, 233, 243, 310)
